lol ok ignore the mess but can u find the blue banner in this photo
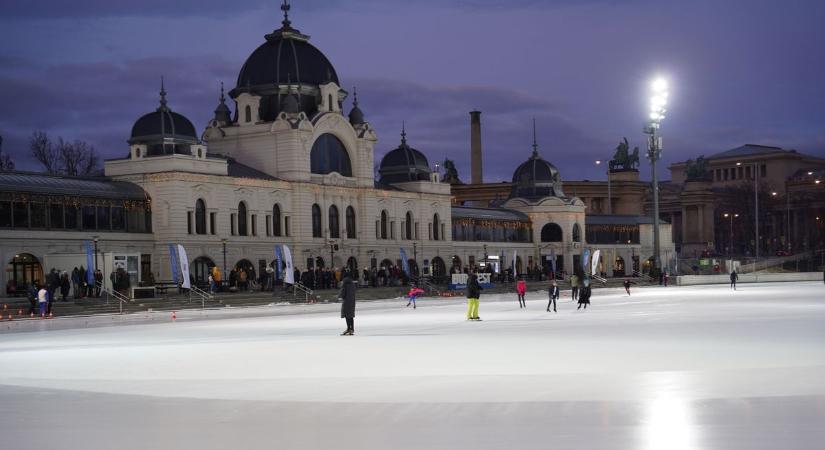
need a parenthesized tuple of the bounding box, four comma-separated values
(582, 248, 591, 272)
(84, 241, 95, 285)
(274, 245, 283, 281)
(168, 243, 179, 284)
(400, 248, 409, 275)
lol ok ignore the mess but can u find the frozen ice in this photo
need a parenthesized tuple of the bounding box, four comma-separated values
(1, 281, 824, 449)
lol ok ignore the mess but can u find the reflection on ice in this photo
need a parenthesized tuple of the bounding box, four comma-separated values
(644, 373, 696, 450)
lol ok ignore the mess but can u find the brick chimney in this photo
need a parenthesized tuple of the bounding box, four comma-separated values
(470, 111, 483, 184)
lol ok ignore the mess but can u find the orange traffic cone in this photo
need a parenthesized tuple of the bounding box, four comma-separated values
(17, 309, 22, 316)
(171, 311, 177, 321)
(7, 314, 13, 321)
(48, 312, 54, 319)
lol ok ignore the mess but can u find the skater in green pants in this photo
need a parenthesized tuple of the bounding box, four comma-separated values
(466, 273, 482, 320)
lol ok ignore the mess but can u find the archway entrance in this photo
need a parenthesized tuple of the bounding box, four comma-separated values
(234, 259, 255, 290)
(6, 253, 43, 296)
(613, 256, 626, 277)
(192, 256, 215, 284)
(380, 258, 394, 270)
(540, 223, 563, 242)
(431, 257, 446, 283)
(451, 255, 462, 273)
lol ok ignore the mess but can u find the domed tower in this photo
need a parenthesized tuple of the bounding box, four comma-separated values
(510, 120, 565, 200)
(229, 1, 343, 123)
(378, 124, 433, 185)
(128, 78, 203, 159)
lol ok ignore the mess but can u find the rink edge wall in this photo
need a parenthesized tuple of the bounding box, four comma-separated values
(676, 272, 823, 286)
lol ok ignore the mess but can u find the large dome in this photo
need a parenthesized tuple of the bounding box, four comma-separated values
(236, 37, 339, 89)
(378, 129, 432, 185)
(510, 151, 565, 199)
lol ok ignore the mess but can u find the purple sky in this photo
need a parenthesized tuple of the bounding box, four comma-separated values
(1, 0, 823, 182)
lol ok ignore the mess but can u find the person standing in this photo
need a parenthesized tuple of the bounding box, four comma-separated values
(577, 278, 591, 310)
(37, 284, 49, 317)
(339, 271, 357, 335)
(547, 281, 559, 313)
(663, 271, 669, 287)
(60, 272, 70, 301)
(466, 273, 482, 321)
(570, 273, 579, 302)
(516, 278, 526, 308)
(71, 267, 80, 299)
(730, 270, 738, 290)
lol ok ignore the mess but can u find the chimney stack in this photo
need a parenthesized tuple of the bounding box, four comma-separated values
(470, 111, 483, 184)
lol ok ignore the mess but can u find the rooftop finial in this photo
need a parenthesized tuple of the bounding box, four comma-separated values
(281, 0, 291, 28)
(401, 121, 407, 145)
(219, 81, 225, 103)
(352, 86, 359, 107)
(531, 118, 538, 157)
(159, 76, 168, 110)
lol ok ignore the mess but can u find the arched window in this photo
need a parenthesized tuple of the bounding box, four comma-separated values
(433, 213, 440, 241)
(310, 133, 352, 177)
(328, 94, 334, 112)
(195, 199, 206, 235)
(329, 205, 340, 239)
(540, 223, 563, 242)
(572, 223, 581, 242)
(273, 204, 282, 237)
(237, 202, 248, 236)
(312, 204, 322, 238)
(346, 206, 356, 239)
(405, 211, 413, 240)
(380, 210, 388, 239)
(244, 105, 251, 123)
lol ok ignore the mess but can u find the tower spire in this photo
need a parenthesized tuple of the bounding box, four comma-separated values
(158, 76, 168, 111)
(281, 0, 291, 28)
(401, 121, 407, 145)
(352, 86, 359, 107)
(531, 118, 538, 157)
(219, 81, 225, 103)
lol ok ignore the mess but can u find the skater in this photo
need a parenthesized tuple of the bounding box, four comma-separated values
(406, 284, 424, 309)
(730, 270, 738, 290)
(466, 273, 482, 321)
(516, 278, 526, 308)
(663, 271, 669, 287)
(339, 270, 356, 335)
(623, 278, 635, 296)
(577, 278, 591, 310)
(570, 273, 579, 301)
(547, 280, 559, 312)
(37, 284, 49, 317)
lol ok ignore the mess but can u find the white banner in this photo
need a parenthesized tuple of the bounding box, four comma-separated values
(283, 245, 295, 284)
(591, 250, 601, 276)
(177, 244, 191, 289)
(513, 250, 518, 277)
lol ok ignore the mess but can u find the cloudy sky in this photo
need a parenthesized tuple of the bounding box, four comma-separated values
(1, 0, 823, 182)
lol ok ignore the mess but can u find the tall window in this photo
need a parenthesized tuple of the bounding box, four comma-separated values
(195, 199, 206, 235)
(273, 204, 282, 236)
(432, 213, 440, 241)
(310, 133, 352, 176)
(329, 205, 340, 238)
(380, 210, 388, 239)
(572, 223, 582, 242)
(312, 204, 322, 238)
(238, 202, 248, 236)
(346, 206, 356, 239)
(405, 212, 413, 240)
(244, 105, 251, 123)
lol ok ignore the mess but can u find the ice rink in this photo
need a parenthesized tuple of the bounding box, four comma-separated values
(1, 281, 824, 449)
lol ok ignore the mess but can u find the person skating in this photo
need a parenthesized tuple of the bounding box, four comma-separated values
(623, 278, 635, 296)
(730, 270, 738, 290)
(406, 284, 424, 309)
(37, 284, 49, 317)
(516, 278, 527, 308)
(577, 278, 591, 310)
(339, 270, 357, 335)
(466, 273, 482, 321)
(570, 273, 579, 301)
(547, 281, 559, 312)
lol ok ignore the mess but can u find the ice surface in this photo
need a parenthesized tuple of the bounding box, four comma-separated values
(1, 282, 824, 449)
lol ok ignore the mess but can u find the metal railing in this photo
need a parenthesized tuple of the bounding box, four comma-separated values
(188, 285, 215, 309)
(293, 282, 315, 303)
(590, 274, 607, 284)
(96, 281, 129, 314)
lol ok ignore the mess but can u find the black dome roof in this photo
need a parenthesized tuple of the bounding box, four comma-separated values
(236, 32, 338, 90)
(510, 151, 565, 199)
(378, 129, 432, 185)
(130, 110, 197, 142)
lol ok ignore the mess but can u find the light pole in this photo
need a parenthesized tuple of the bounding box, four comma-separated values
(595, 159, 614, 214)
(93, 236, 99, 272)
(221, 238, 227, 276)
(737, 161, 760, 261)
(412, 242, 418, 275)
(643, 77, 669, 274)
(772, 191, 791, 252)
(723, 213, 739, 256)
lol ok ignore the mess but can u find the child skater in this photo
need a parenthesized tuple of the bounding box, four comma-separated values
(406, 284, 425, 309)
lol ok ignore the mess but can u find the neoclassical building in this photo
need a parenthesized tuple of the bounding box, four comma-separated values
(0, 5, 670, 295)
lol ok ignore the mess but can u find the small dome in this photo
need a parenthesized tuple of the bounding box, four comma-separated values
(128, 81, 197, 156)
(280, 92, 300, 114)
(378, 127, 432, 185)
(213, 82, 232, 123)
(348, 87, 365, 125)
(510, 152, 564, 199)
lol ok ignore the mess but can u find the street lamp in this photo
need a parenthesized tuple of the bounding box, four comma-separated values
(595, 159, 614, 214)
(723, 213, 739, 256)
(93, 236, 99, 272)
(643, 77, 669, 273)
(221, 238, 227, 276)
(772, 191, 792, 251)
(412, 242, 418, 275)
(737, 161, 760, 261)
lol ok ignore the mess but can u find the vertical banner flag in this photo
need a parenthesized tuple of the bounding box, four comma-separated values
(84, 241, 95, 285)
(168, 244, 179, 285)
(283, 245, 294, 284)
(582, 248, 591, 272)
(513, 250, 518, 277)
(178, 245, 191, 289)
(591, 250, 601, 276)
(549, 248, 557, 275)
(400, 248, 410, 275)
(274, 245, 283, 281)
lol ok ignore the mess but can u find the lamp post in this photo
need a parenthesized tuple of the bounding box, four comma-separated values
(328, 240, 337, 268)
(413, 242, 418, 275)
(737, 161, 760, 261)
(595, 160, 614, 214)
(93, 236, 99, 272)
(221, 238, 227, 276)
(723, 213, 739, 256)
(643, 77, 669, 274)
(772, 191, 791, 251)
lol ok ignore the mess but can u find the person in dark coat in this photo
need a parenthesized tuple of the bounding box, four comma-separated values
(577, 279, 591, 310)
(623, 278, 635, 296)
(730, 270, 738, 290)
(339, 271, 357, 335)
(466, 273, 482, 320)
(60, 272, 70, 301)
(547, 281, 559, 313)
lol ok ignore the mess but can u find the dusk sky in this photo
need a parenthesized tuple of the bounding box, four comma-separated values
(1, 0, 823, 182)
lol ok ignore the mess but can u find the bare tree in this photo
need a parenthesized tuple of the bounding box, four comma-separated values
(29, 131, 101, 176)
(0, 135, 15, 171)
